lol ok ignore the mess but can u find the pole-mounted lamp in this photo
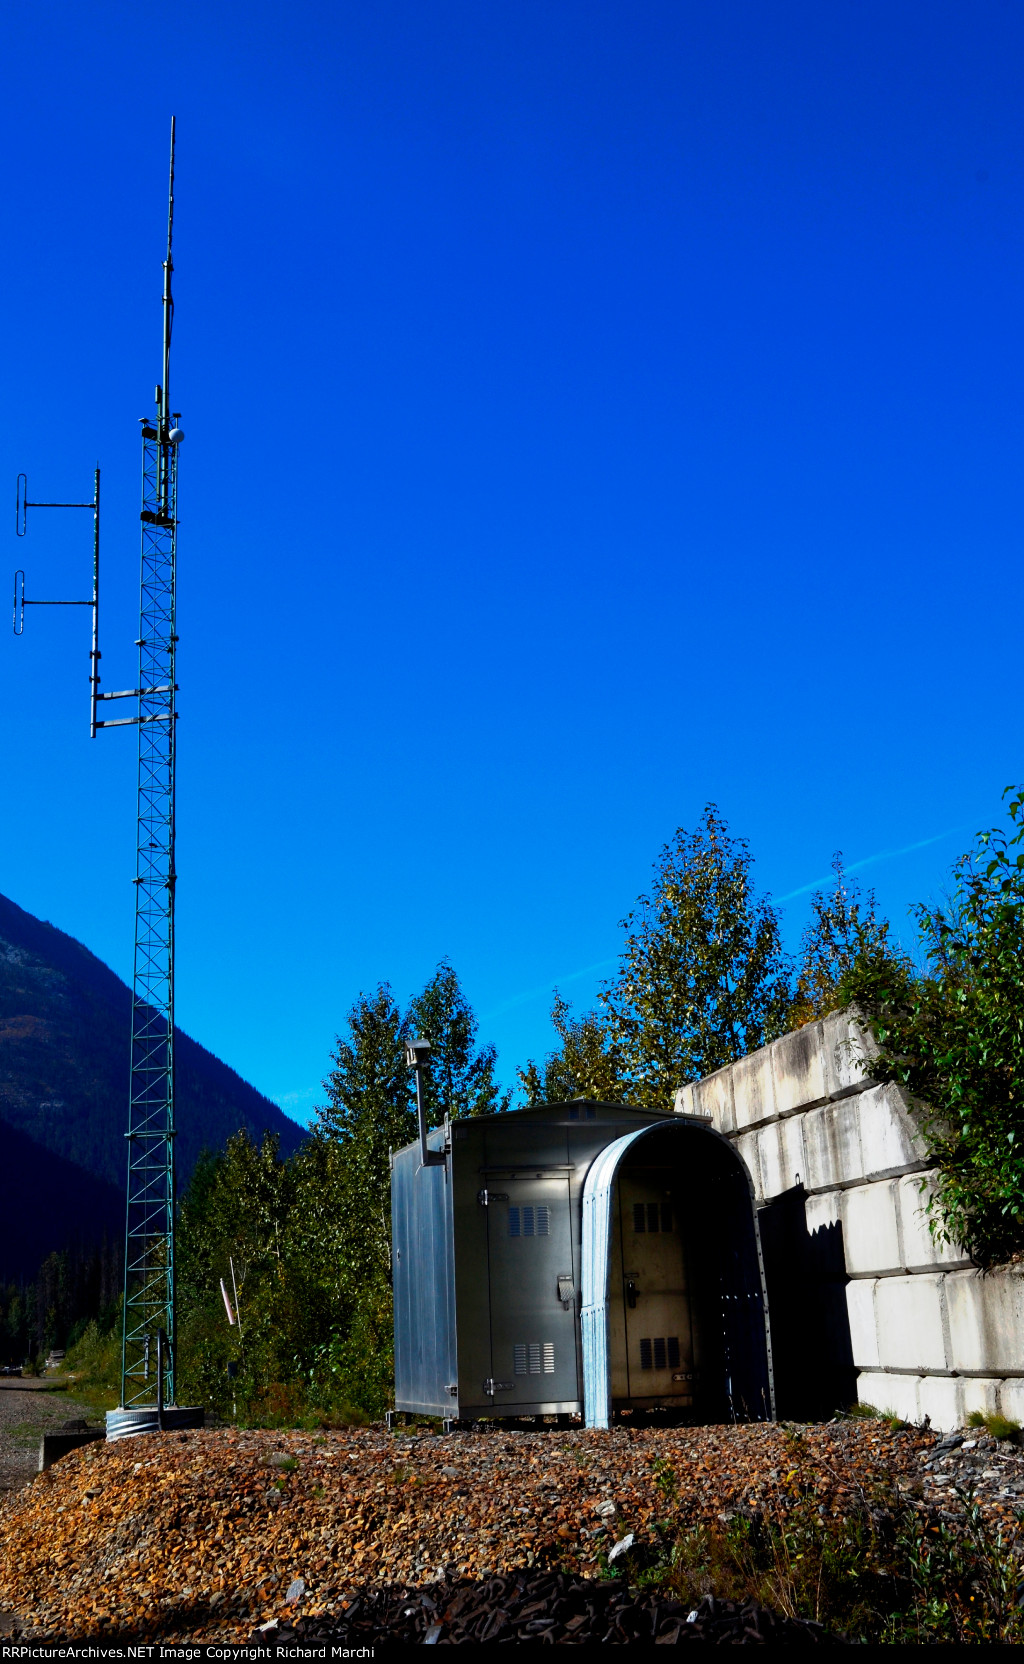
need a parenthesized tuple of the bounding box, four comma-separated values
(406, 1037, 445, 1169)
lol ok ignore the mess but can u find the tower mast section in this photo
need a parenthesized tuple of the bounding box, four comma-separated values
(117, 117, 184, 1418)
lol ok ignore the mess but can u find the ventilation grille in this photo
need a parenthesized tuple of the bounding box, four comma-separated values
(509, 1204, 550, 1237)
(514, 1341, 555, 1375)
(568, 1105, 597, 1120)
(639, 1336, 681, 1371)
(633, 1202, 672, 1233)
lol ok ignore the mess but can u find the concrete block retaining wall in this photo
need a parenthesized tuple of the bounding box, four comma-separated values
(674, 1011, 1024, 1432)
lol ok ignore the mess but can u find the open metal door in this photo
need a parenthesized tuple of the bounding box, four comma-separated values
(614, 1164, 696, 1405)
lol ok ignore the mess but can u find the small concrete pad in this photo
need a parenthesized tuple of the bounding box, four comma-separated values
(39, 1429, 105, 1470)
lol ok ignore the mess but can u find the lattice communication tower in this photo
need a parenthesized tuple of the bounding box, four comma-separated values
(116, 119, 183, 1412)
(13, 122, 189, 1426)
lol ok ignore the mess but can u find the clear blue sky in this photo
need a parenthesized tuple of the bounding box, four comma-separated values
(1, 1, 1021, 1122)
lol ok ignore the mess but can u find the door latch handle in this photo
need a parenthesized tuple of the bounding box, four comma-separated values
(557, 1275, 574, 1309)
(625, 1279, 638, 1309)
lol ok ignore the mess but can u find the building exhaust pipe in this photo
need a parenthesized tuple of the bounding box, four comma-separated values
(406, 1037, 445, 1168)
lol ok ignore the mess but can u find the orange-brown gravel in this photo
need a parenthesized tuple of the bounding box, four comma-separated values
(0, 1420, 965, 1641)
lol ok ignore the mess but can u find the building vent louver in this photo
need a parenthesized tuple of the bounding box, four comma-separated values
(509, 1205, 550, 1237)
(632, 1202, 673, 1233)
(514, 1342, 555, 1375)
(639, 1337, 681, 1370)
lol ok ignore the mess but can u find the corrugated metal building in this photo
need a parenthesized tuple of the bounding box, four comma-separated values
(391, 1100, 773, 1428)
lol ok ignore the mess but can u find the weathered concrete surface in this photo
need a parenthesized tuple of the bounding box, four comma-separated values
(841, 1182, 900, 1276)
(944, 1269, 1024, 1376)
(685, 1010, 1024, 1431)
(38, 1428, 105, 1471)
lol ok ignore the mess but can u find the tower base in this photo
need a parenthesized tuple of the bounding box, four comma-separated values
(105, 1405, 205, 1441)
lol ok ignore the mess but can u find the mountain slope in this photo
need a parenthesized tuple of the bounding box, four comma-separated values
(0, 1116, 124, 1281)
(0, 891, 305, 1202)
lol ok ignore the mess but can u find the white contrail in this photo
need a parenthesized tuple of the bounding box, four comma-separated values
(774, 827, 964, 902)
(481, 956, 618, 1020)
(483, 826, 966, 1020)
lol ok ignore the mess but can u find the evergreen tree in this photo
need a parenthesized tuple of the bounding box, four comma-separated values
(406, 960, 511, 1122)
(176, 970, 508, 1420)
(176, 1130, 299, 1409)
(599, 804, 792, 1105)
(313, 984, 414, 1287)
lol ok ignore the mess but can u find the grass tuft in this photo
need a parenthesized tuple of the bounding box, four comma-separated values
(967, 1410, 1021, 1441)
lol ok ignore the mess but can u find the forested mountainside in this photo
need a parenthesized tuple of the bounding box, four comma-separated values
(0, 1116, 123, 1280)
(0, 890, 305, 1272)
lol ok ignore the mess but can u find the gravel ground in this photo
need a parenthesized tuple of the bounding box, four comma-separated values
(0, 1384, 101, 1498)
(0, 1420, 1020, 1642)
(256, 1569, 839, 1645)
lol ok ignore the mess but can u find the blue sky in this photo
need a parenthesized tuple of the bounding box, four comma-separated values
(1, 1, 1021, 1122)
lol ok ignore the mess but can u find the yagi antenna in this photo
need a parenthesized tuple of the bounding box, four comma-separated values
(12, 469, 102, 737)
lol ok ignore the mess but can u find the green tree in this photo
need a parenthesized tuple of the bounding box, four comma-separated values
(850, 790, 1024, 1265)
(176, 970, 508, 1421)
(406, 959, 511, 1122)
(518, 992, 624, 1105)
(314, 984, 414, 1287)
(789, 853, 907, 1028)
(176, 1130, 298, 1412)
(178, 1130, 293, 1306)
(599, 804, 792, 1106)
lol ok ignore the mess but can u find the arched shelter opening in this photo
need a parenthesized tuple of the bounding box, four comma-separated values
(581, 1119, 774, 1428)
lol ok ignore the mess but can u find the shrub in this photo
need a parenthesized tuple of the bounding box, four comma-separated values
(849, 789, 1024, 1265)
(62, 1319, 122, 1411)
(645, 1479, 1024, 1643)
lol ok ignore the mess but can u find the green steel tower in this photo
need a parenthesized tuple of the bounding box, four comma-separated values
(107, 121, 199, 1434)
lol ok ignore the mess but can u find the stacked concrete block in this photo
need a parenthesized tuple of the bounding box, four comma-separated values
(944, 1270, 1024, 1376)
(841, 1182, 901, 1276)
(680, 1009, 1024, 1432)
(770, 1022, 827, 1117)
(896, 1175, 971, 1274)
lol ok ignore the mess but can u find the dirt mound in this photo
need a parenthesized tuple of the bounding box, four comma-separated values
(0, 1419, 956, 1641)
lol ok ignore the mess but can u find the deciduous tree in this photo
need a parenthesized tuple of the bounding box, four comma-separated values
(518, 993, 624, 1105)
(851, 790, 1024, 1264)
(599, 804, 792, 1105)
(789, 853, 904, 1027)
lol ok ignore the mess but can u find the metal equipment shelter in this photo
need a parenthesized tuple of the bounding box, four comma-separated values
(391, 1102, 774, 1427)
